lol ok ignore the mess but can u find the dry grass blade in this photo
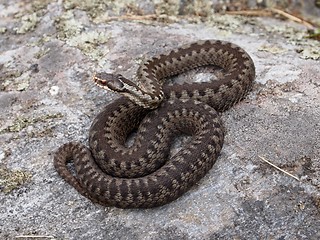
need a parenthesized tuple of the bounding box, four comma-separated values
(258, 155, 300, 181)
(15, 235, 55, 239)
(269, 8, 314, 29)
(102, 14, 158, 22)
(226, 8, 315, 29)
(226, 9, 272, 17)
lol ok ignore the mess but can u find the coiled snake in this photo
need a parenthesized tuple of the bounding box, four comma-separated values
(54, 40, 255, 208)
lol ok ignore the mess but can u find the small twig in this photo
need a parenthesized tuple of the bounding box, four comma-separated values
(226, 8, 315, 29)
(102, 14, 158, 22)
(15, 235, 55, 239)
(258, 155, 300, 181)
(269, 8, 314, 29)
(226, 10, 272, 17)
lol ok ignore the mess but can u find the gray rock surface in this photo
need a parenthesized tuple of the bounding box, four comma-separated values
(0, 1, 320, 240)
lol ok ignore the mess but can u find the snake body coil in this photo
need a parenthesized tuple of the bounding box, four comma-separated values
(54, 40, 255, 208)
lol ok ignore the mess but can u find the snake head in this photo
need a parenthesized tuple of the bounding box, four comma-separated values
(93, 72, 127, 92)
(93, 72, 164, 109)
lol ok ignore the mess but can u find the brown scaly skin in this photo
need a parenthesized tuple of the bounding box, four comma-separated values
(54, 40, 255, 208)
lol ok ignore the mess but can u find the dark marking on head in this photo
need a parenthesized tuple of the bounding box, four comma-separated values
(93, 72, 125, 91)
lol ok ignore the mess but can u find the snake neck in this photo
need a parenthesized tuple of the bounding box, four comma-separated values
(122, 77, 164, 109)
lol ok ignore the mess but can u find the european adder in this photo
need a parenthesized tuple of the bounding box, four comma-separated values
(54, 40, 255, 208)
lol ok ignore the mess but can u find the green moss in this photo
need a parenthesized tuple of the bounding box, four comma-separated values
(0, 167, 32, 194)
(14, 13, 39, 34)
(0, 70, 23, 91)
(53, 8, 114, 62)
(307, 28, 320, 41)
(63, 0, 111, 19)
(16, 78, 30, 91)
(154, 0, 180, 16)
(0, 27, 7, 34)
(55, 11, 84, 39)
(34, 47, 51, 59)
(66, 31, 111, 60)
(258, 45, 287, 54)
(187, 0, 213, 17)
(7, 0, 52, 35)
(0, 113, 64, 134)
(0, 71, 32, 92)
(299, 47, 320, 60)
(30, 0, 52, 12)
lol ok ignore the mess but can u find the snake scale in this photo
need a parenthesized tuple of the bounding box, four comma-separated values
(54, 40, 255, 208)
